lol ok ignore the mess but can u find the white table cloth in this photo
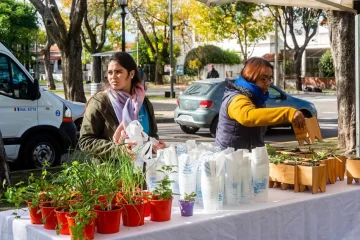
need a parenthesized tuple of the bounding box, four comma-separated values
(1, 180, 360, 240)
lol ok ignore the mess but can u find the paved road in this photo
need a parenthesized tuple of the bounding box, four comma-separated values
(156, 94, 338, 145)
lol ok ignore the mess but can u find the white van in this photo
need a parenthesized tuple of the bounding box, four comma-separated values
(0, 42, 77, 169)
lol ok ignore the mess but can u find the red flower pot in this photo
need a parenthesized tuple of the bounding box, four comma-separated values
(40, 202, 57, 230)
(95, 205, 122, 234)
(66, 212, 96, 240)
(139, 191, 152, 217)
(149, 198, 173, 222)
(122, 203, 145, 227)
(27, 201, 42, 224)
(55, 207, 70, 235)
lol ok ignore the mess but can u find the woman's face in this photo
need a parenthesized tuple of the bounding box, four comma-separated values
(254, 67, 273, 94)
(107, 60, 134, 93)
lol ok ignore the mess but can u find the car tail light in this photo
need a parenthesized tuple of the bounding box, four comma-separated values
(199, 100, 213, 108)
(176, 98, 179, 106)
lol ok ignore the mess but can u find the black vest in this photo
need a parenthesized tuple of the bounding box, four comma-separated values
(215, 80, 266, 151)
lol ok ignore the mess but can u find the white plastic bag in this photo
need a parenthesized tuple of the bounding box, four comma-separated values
(251, 147, 270, 202)
(178, 153, 200, 199)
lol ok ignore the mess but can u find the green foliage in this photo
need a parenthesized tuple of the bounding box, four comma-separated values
(183, 192, 196, 202)
(0, 0, 39, 63)
(153, 165, 177, 200)
(184, 45, 241, 76)
(266, 144, 277, 156)
(209, 2, 273, 60)
(318, 49, 335, 77)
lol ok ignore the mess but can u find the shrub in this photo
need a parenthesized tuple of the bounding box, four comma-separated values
(184, 45, 241, 76)
(318, 49, 334, 77)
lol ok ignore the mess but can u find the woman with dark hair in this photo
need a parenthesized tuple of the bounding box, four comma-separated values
(215, 57, 306, 150)
(79, 52, 165, 157)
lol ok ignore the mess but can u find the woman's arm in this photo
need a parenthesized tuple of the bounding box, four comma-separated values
(228, 95, 297, 127)
(78, 100, 119, 158)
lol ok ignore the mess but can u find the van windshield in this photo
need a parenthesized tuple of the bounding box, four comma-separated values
(183, 83, 214, 96)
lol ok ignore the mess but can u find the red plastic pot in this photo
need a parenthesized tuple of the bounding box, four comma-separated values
(149, 198, 173, 222)
(66, 212, 96, 240)
(40, 202, 57, 230)
(122, 203, 145, 227)
(95, 205, 122, 234)
(55, 207, 70, 235)
(26, 201, 42, 224)
(139, 191, 152, 217)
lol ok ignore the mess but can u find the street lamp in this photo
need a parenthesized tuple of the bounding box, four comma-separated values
(118, 0, 128, 52)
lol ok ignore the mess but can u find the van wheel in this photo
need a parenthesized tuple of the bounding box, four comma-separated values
(210, 116, 218, 138)
(23, 134, 61, 169)
(180, 125, 200, 134)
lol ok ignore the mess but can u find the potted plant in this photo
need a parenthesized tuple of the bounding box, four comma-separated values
(296, 158, 327, 194)
(117, 149, 146, 227)
(269, 154, 300, 192)
(346, 157, 360, 184)
(90, 158, 123, 233)
(149, 165, 177, 222)
(281, 147, 315, 159)
(179, 192, 196, 217)
(63, 161, 97, 240)
(4, 165, 52, 224)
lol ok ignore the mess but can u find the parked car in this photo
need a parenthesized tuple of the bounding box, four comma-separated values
(174, 78, 317, 137)
(46, 90, 85, 135)
(0, 42, 77, 169)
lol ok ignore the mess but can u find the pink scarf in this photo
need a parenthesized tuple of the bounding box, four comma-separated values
(107, 83, 145, 143)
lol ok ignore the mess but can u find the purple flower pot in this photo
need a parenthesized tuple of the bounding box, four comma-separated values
(179, 200, 195, 217)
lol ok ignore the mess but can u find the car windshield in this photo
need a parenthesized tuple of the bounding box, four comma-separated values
(183, 83, 214, 96)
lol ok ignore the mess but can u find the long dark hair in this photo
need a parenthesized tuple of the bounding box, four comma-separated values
(240, 57, 273, 83)
(109, 52, 141, 90)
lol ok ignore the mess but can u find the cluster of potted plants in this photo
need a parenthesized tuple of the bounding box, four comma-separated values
(2, 147, 196, 239)
(267, 145, 329, 194)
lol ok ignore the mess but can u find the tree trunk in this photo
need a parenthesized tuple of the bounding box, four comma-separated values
(92, 56, 102, 83)
(44, 48, 56, 90)
(155, 58, 164, 85)
(62, 35, 87, 103)
(328, 10, 356, 154)
(0, 131, 11, 187)
(294, 51, 303, 91)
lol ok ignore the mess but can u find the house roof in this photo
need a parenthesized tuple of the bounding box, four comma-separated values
(36, 55, 61, 61)
(262, 53, 283, 62)
(197, 0, 355, 12)
(92, 50, 137, 57)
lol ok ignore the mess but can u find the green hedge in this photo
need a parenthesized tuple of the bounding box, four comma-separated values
(184, 45, 241, 76)
(318, 49, 334, 78)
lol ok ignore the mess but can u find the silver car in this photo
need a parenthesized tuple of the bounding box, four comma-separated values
(46, 90, 85, 134)
(174, 78, 317, 137)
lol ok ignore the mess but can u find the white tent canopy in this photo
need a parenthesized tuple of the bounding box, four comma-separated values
(197, 0, 355, 12)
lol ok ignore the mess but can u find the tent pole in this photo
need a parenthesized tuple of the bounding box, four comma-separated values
(356, 14, 360, 157)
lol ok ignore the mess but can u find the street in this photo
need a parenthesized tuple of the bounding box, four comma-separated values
(156, 93, 338, 145)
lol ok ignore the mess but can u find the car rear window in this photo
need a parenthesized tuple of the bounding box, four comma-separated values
(183, 83, 214, 96)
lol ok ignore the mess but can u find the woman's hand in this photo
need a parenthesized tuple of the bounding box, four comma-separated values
(152, 140, 166, 154)
(292, 110, 306, 130)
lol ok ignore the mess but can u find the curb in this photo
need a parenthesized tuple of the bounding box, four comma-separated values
(285, 90, 336, 96)
(156, 118, 175, 124)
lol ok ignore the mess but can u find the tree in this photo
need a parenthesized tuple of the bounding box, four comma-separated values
(129, 0, 186, 84)
(80, 0, 116, 83)
(43, 29, 56, 90)
(327, 11, 355, 154)
(29, 0, 87, 102)
(0, 0, 39, 66)
(209, 2, 273, 61)
(269, 6, 323, 90)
